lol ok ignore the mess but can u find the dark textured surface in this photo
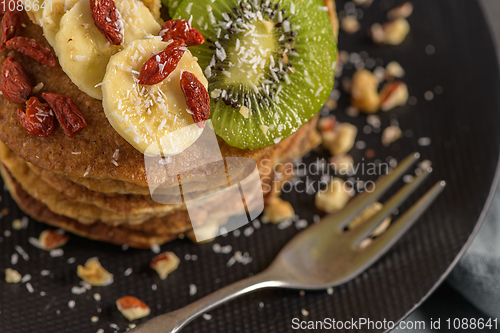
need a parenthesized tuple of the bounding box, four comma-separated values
(1, 0, 500, 332)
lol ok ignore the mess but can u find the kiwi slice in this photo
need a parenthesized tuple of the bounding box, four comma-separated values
(175, 0, 337, 150)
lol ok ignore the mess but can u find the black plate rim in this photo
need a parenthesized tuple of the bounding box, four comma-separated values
(388, 3, 500, 326)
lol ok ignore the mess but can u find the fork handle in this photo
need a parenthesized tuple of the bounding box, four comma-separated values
(130, 269, 282, 333)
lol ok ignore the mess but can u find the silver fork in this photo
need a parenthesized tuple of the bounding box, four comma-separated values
(131, 153, 445, 333)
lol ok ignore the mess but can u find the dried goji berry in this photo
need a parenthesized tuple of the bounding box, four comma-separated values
(90, 0, 122, 46)
(1, 9, 22, 50)
(180, 71, 210, 128)
(41, 92, 87, 138)
(160, 20, 205, 47)
(138, 39, 187, 85)
(17, 97, 55, 137)
(6, 37, 57, 67)
(1, 56, 31, 104)
(0, 0, 21, 16)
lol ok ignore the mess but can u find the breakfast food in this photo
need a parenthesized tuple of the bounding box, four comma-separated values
(0, 0, 338, 248)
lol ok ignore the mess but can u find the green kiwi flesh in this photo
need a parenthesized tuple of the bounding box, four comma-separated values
(175, 0, 337, 150)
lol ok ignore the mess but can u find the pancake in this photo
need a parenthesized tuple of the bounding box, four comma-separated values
(0, 165, 186, 248)
(0, 13, 273, 186)
(0, 0, 338, 247)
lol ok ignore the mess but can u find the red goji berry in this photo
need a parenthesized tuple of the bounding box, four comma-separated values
(17, 97, 56, 137)
(6, 37, 57, 67)
(41, 92, 87, 138)
(1, 56, 31, 104)
(160, 20, 205, 47)
(180, 71, 210, 128)
(138, 39, 187, 85)
(90, 0, 123, 46)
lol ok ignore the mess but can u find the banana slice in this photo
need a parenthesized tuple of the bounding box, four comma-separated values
(139, 0, 161, 21)
(41, 0, 80, 48)
(55, 0, 161, 99)
(102, 38, 208, 156)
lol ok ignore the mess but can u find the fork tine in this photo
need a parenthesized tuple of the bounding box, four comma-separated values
(352, 167, 432, 246)
(360, 181, 446, 260)
(335, 152, 420, 231)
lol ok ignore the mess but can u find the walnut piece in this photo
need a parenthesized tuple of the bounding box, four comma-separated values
(341, 16, 360, 34)
(318, 116, 337, 132)
(381, 126, 403, 146)
(116, 296, 151, 321)
(150, 252, 180, 280)
(186, 217, 222, 243)
(351, 69, 380, 113)
(5, 268, 22, 284)
(330, 154, 355, 176)
(77, 258, 114, 287)
(385, 61, 405, 79)
(387, 2, 414, 20)
(371, 19, 410, 46)
(322, 123, 358, 156)
(262, 197, 295, 224)
(39, 230, 70, 251)
(315, 178, 352, 214)
(380, 81, 409, 111)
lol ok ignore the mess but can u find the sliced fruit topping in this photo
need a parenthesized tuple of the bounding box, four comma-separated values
(55, 0, 160, 99)
(180, 71, 210, 128)
(0, 56, 32, 104)
(17, 97, 56, 137)
(175, 0, 337, 149)
(138, 39, 187, 85)
(160, 19, 205, 46)
(42, 92, 88, 138)
(90, 0, 123, 45)
(5, 36, 57, 67)
(40, 0, 80, 48)
(1, 9, 23, 50)
(102, 38, 208, 156)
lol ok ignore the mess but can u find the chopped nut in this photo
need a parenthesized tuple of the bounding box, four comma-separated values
(150, 252, 180, 280)
(262, 197, 294, 224)
(381, 126, 403, 146)
(330, 154, 354, 176)
(348, 202, 392, 236)
(315, 178, 352, 214)
(385, 61, 405, 79)
(39, 230, 70, 251)
(186, 217, 221, 243)
(318, 116, 337, 132)
(371, 18, 410, 45)
(239, 105, 249, 119)
(77, 258, 114, 287)
(387, 2, 414, 20)
(32, 82, 44, 94)
(380, 81, 409, 111)
(5, 268, 22, 283)
(12, 219, 23, 230)
(263, 19, 274, 33)
(324, 98, 337, 110)
(322, 123, 358, 156)
(338, 50, 349, 65)
(116, 296, 151, 321)
(341, 16, 360, 34)
(351, 69, 380, 113)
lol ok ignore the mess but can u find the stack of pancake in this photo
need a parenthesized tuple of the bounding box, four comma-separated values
(0, 2, 338, 249)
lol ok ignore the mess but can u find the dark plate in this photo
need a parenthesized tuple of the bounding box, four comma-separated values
(1, 0, 500, 332)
